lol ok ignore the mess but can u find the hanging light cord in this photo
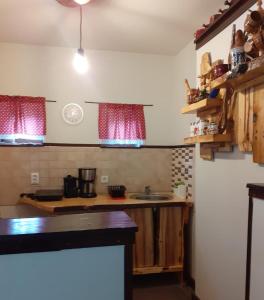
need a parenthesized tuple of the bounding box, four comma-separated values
(79, 5, 83, 49)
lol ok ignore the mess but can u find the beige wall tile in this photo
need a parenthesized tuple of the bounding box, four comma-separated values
(0, 146, 173, 205)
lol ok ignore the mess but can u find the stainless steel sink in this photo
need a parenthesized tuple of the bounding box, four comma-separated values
(130, 193, 173, 201)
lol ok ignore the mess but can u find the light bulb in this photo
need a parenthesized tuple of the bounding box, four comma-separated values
(73, 0, 91, 5)
(73, 48, 89, 74)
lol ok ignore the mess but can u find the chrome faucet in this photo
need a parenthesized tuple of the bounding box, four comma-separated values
(144, 186, 151, 195)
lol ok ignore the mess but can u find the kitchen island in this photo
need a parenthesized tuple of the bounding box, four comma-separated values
(0, 211, 137, 300)
(20, 193, 192, 280)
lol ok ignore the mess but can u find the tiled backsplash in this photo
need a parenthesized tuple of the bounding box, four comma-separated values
(0, 146, 172, 205)
(171, 147, 194, 200)
(0, 146, 195, 205)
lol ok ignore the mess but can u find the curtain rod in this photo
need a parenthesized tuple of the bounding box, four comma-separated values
(84, 101, 154, 107)
(46, 100, 153, 106)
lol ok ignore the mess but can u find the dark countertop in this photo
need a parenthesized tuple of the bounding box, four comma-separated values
(247, 183, 264, 200)
(0, 211, 137, 255)
(247, 183, 264, 190)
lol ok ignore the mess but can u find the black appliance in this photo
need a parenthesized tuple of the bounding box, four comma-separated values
(64, 175, 78, 198)
(78, 168, 97, 198)
(108, 185, 126, 198)
(33, 189, 63, 201)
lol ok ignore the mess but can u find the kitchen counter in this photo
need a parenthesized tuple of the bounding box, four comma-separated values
(0, 211, 137, 300)
(19, 193, 192, 279)
(19, 193, 192, 214)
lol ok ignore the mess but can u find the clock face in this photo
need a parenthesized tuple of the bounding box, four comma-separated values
(62, 103, 84, 125)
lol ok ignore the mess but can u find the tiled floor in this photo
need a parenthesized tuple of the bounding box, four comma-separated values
(134, 284, 192, 300)
(133, 275, 192, 300)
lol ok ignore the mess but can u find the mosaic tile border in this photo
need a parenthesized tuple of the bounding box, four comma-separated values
(171, 147, 194, 200)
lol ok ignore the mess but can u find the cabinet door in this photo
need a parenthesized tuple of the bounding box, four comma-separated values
(125, 208, 154, 268)
(158, 207, 183, 267)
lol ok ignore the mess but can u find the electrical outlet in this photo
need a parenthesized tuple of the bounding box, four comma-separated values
(31, 172, 39, 185)
(101, 175, 109, 184)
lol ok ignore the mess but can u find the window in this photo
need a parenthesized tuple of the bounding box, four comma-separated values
(98, 103, 146, 147)
(0, 95, 46, 145)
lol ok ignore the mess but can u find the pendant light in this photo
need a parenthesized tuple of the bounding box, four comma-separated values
(72, 5, 89, 74)
(73, 0, 91, 4)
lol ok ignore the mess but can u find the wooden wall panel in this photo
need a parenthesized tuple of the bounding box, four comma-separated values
(253, 84, 264, 163)
(235, 89, 254, 152)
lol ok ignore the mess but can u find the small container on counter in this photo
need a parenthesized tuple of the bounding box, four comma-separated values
(207, 122, 219, 135)
(173, 182, 187, 200)
(190, 118, 208, 137)
(197, 119, 209, 136)
(108, 185, 126, 198)
(212, 64, 229, 79)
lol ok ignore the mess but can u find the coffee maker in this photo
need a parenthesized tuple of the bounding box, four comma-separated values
(78, 168, 97, 198)
(64, 175, 78, 198)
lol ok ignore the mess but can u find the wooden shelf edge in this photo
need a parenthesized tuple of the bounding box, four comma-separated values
(194, 0, 256, 50)
(210, 72, 230, 89)
(211, 64, 264, 91)
(133, 265, 183, 275)
(181, 98, 222, 114)
(184, 134, 232, 145)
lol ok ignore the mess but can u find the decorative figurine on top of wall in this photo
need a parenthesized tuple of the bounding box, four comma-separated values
(194, 0, 235, 43)
(224, 0, 234, 7)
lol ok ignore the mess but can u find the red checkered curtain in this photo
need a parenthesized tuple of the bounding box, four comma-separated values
(98, 103, 146, 147)
(0, 95, 46, 144)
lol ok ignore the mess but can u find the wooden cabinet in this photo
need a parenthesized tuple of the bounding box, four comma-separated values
(19, 195, 191, 278)
(125, 208, 154, 269)
(126, 206, 186, 276)
(158, 207, 183, 268)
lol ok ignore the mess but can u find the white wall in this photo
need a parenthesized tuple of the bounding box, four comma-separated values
(172, 41, 197, 278)
(172, 41, 197, 145)
(193, 4, 264, 300)
(0, 43, 175, 145)
(250, 198, 264, 300)
(171, 4, 264, 300)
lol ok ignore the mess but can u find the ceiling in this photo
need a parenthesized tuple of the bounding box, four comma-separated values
(0, 0, 225, 55)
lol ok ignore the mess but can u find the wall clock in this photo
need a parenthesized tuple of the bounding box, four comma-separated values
(62, 103, 84, 125)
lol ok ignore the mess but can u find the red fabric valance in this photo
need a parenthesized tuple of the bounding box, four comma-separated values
(98, 103, 146, 144)
(0, 95, 46, 142)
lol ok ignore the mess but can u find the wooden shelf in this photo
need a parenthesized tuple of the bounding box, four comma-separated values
(181, 98, 222, 114)
(211, 64, 264, 91)
(184, 134, 232, 145)
(194, 0, 256, 50)
(210, 73, 230, 89)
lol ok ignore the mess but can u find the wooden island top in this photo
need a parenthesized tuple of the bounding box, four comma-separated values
(0, 211, 137, 254)
(19, 193, 192, 214)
